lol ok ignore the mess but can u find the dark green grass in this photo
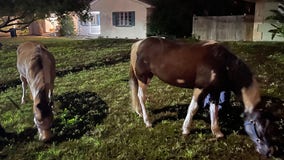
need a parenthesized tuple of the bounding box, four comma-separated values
(0, 37, 283, 160)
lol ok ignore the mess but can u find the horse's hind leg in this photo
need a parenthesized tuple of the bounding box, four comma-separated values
(129, 66, 143, 117)
(137, 80, 152, 127)
(182, 88, 201, 135)
(209, 103, 224, 138)
(20, 75, 27, 104)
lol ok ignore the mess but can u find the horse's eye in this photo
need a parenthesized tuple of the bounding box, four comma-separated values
(256, 138, 261, 143)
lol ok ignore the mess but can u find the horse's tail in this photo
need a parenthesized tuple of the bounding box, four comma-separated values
(129, 40, 143, 116)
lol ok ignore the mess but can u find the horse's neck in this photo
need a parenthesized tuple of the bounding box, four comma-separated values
(29, 52, 52, 100)
(40, 52, 53, 85)
(241, 77, 261, 113)
(30, 72, 51, 101)
(34, 86, 49, 104)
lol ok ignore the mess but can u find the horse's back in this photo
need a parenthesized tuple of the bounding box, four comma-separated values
(132, 37, 220, 88)
(17, 41, 56, 83)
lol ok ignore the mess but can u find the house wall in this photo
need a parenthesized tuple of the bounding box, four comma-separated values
(29, 16, 59, 36)
(253, 1, 284, 41)
(77, 11, 101, 37)
(192, 15, 254, 41)
(29, 20, 45, 35)
(88, 0, 150, 39)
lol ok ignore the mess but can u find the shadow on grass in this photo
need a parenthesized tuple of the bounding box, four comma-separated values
(151, 102, 244, 135)
(56, 52, 129, 77)
(150, 95, 284, 157)
(151, 97, 283, 132)
(51, 91, 108, 142)
(0, 51, 129, 92)
(0, 125, 37, 158)
(0, 91, 108, 147)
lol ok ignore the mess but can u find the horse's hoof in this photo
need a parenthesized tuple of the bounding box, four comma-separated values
(215, 132, 224, 138)
(182, 133, 190, 140)
(39, 130, 52, 142)
(182, 129, 190, 135)
(146, 122, 152, 128)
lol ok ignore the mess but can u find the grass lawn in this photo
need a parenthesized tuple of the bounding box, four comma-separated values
(0, 36, 283, 160)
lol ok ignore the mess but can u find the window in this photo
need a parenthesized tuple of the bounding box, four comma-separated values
(112, 11, 135, 27)
(90, 14, 100, 26)
(80, 21, 88, 26)
(80, 12, 100, 26)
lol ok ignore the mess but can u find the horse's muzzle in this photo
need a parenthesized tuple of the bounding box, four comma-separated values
(256, 145, 278, 157)
(34, 117, 53, 142)
(38, 128, 52, 142)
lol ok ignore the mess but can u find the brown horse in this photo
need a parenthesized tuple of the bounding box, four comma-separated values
(17, 41, 56, 142)
(130, 37, 273, 156)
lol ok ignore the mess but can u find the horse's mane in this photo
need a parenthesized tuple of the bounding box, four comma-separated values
(213, 44, 254, 95)
(28, 45, 47, 94)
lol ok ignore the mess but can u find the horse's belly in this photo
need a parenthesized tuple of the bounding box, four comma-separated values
(155, 71, 196, 89)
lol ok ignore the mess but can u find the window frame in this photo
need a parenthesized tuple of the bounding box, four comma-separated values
(112, 11, 135, 27)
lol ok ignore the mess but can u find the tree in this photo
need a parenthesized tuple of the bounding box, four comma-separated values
(267, 0, 284, 39)
(149, 0, 194, 37)
(59, 15, 75, 36)
(148, 0, 254, 38)
(0, 0, 92, 33)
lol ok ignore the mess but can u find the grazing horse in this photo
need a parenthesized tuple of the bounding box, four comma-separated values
(17, 42, 56, 142)
(129, 37, 273, 156)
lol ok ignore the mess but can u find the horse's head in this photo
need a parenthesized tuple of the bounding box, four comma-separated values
(244, 110, 277, 157)
(33, 92, 54, 142)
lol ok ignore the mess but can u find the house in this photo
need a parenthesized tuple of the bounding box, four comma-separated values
(245, 0, 284, 41)
(29, 0, 153, 39)
(29, 13, 60, 36)
(76, 0, 154, 39)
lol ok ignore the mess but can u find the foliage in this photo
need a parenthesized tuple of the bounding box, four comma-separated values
(0, 0, 92, 33)
(148, 0, 194, 37)
(266, 1, 284, 39)
(58, 15, 75, 36)
(0, 37, 283, 159)
(148, 0, 254, 38)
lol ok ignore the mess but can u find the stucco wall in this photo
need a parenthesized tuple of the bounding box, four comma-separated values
(253, 1, 284, 41)
(89, 0, 150, 39)
(77, 12, 101, 37)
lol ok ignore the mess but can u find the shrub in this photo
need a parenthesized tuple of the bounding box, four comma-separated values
(58, 15, 75, 36)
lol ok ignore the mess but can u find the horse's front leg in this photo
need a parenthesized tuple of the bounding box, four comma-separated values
(209, 103, 224, 138)
(20, 75, 27, 104)
(182, 88, 200, 135)
(138, 81, 152, 127)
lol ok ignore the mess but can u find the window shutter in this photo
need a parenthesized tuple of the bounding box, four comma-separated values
(112, 12, 118, 26)
(131, 11, 135, 26)
(97, 14, 100, 26)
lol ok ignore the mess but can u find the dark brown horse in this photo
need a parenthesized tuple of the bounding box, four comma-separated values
(17, 42, 56, 142)
(130, 37, 273, 156)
